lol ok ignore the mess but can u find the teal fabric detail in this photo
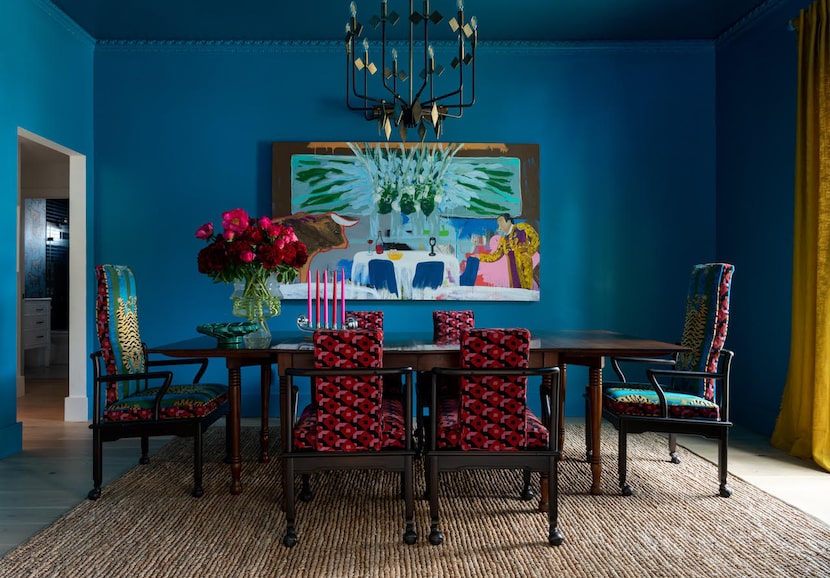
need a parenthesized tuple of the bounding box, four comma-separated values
(675, 263, 733, 398)
(604, 387, 718, 409)
(100, 265, 143, 372)
(104, 383, 228, 419)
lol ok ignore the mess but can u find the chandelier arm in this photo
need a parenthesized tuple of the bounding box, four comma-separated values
(378, 0, 401, 110)
(422, 35, 476, 113)
(411, 0, 432, 107)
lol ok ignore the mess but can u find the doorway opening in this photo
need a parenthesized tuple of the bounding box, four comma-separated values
(17, 128, 88, 422)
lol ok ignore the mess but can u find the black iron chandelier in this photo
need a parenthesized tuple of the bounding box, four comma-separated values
(345, 0, 477, 141)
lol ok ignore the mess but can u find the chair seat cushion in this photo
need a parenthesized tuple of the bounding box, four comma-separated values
(603, 386, 720, 419)
(435, 398, 549, 450)
(103, 383, 228, 422)
(293, 398, 406, 451)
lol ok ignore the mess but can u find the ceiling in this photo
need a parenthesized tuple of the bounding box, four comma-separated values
(48, 0, 772, 43)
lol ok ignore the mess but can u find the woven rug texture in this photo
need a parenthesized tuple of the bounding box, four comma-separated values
(1, 423, 829, 578)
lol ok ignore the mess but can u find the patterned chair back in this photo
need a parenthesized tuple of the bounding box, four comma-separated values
(345, 310, 384, 332)
(676, 263, 734, 400)
(433, 310, 475, 344)
(313, 328, 384, 451)
(458, 328, 531, 451)
(95, 264, 146, 404)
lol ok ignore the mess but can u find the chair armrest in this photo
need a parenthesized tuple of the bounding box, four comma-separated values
(145, 346, 209, 383)
(90, 351, 175, 423)
(645, 349, 734, 418)
(610, 355, 677, 382)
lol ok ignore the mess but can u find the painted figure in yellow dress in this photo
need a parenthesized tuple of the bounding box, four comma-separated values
(478, 214, 539, 290)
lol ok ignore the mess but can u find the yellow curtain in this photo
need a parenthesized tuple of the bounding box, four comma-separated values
(771, 0, 830, 472)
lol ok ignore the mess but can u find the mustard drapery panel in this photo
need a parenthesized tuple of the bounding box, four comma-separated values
(771, 0, 830, 472)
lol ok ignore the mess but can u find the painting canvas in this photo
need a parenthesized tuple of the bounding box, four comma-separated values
(272, 142, 540, 302)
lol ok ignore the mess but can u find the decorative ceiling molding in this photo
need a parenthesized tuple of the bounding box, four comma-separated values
(716, 0, 789, 45)
(34, 0, 94, 46)
(94, 38, 713, 56)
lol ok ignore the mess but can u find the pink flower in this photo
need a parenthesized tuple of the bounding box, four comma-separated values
(195, 222, 214, 240)
(240, 250, 256, 263)
(222, 208, 250, 235)
(258, 215, 272, 230)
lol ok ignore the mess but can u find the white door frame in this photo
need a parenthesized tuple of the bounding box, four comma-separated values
(17, 128, 88, 421)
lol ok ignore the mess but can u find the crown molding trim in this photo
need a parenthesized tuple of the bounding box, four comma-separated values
(717, 0, 790, 45)
(32, 0, 95, 47)
(94, 38, 713, 56)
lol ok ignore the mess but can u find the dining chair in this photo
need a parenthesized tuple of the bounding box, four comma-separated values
(345, 309, 384, 332)
(368, 259, 398, 298)
(425, 328, 563, 546)
(415, 310, 476, 453)
(282, 328, 417, 547)
(459, 256, 480, 286)
(412, 261, 444, 291)
(89, 264, 229, 499)
(598, 262, 735, 497)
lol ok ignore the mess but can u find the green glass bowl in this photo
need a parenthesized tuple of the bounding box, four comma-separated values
(196, 322, 259, 349)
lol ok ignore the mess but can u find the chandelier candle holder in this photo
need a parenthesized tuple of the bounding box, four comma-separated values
(345, 0, 477, 142)
(297, 268, 359, 332)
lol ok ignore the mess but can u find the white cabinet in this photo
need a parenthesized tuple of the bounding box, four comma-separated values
(23, 298, 51, 366)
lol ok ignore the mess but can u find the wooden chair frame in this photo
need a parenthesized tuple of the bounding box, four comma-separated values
(425, 366, 563, 546)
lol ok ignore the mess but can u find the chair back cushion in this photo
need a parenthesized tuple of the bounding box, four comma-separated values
(313, 329, 385, 451)
(433, 310, 475, 344)
(676, 263, 734, 400)
(458, 328, 532, 451)
(345, 310, 384, 332)
(95, 264, 146, 404)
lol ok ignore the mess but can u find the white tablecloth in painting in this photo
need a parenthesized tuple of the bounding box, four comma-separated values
(351, 250, 460, 299)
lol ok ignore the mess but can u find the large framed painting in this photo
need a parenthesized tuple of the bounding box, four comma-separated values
(272, 142, 540, 302)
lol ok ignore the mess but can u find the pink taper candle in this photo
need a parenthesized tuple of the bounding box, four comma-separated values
(323, 269, 329, 328)
(341, 268, 346, 325)
(307, 269, 312, 324)
(316, 270, 320, 328)
(332, 271, 338, 329)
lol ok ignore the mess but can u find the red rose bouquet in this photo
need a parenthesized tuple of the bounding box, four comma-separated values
(196, 208, 308, 326)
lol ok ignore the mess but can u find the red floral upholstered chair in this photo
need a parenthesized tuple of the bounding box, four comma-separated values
(425, 328, 563, 546)
(600, 263, 735, 497)
(89, 264, 228, 499)
(344, 310, 403, 398)
(345, 310, 384, 332)
(283, 328, 416, 547)
(432, 309, 475, 344)
(416, 310, 476, 452)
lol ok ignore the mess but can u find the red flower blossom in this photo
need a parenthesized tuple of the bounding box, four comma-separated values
(195, 207, 308, 286)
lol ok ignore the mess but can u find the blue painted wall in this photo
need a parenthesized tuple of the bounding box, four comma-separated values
(92, 41, 716, 417)
(5, 0, 812, 457)
(716, 0, 811, 436)
(0, 0, 94, 458)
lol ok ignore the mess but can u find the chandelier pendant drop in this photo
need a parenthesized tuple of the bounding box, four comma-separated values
(345, 0, 477, 142)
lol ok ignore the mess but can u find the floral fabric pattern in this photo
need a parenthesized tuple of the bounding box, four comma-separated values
(435, 328, 549, 451)
(433, 310, 475, 344)
(293, 329, 406, 452)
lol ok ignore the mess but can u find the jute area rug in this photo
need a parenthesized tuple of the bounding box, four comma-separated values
(1, 423, 829, 578)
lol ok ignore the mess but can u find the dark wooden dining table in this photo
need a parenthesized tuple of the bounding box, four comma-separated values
(151, 329, 685, 499)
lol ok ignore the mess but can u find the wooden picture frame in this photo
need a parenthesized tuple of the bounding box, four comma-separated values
(272, 142, 540, 301)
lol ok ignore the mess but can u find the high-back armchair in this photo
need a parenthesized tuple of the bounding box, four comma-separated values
(282, 328, 417, 547)
(89, 264, 228, 499)
(425, 328, 563, 546)
(600, 262, 735, 497)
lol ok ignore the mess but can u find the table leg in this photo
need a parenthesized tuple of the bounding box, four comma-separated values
(588, 365, 603, 495)
(259, 363, 272, 463)
(227, 366, 243, 495)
